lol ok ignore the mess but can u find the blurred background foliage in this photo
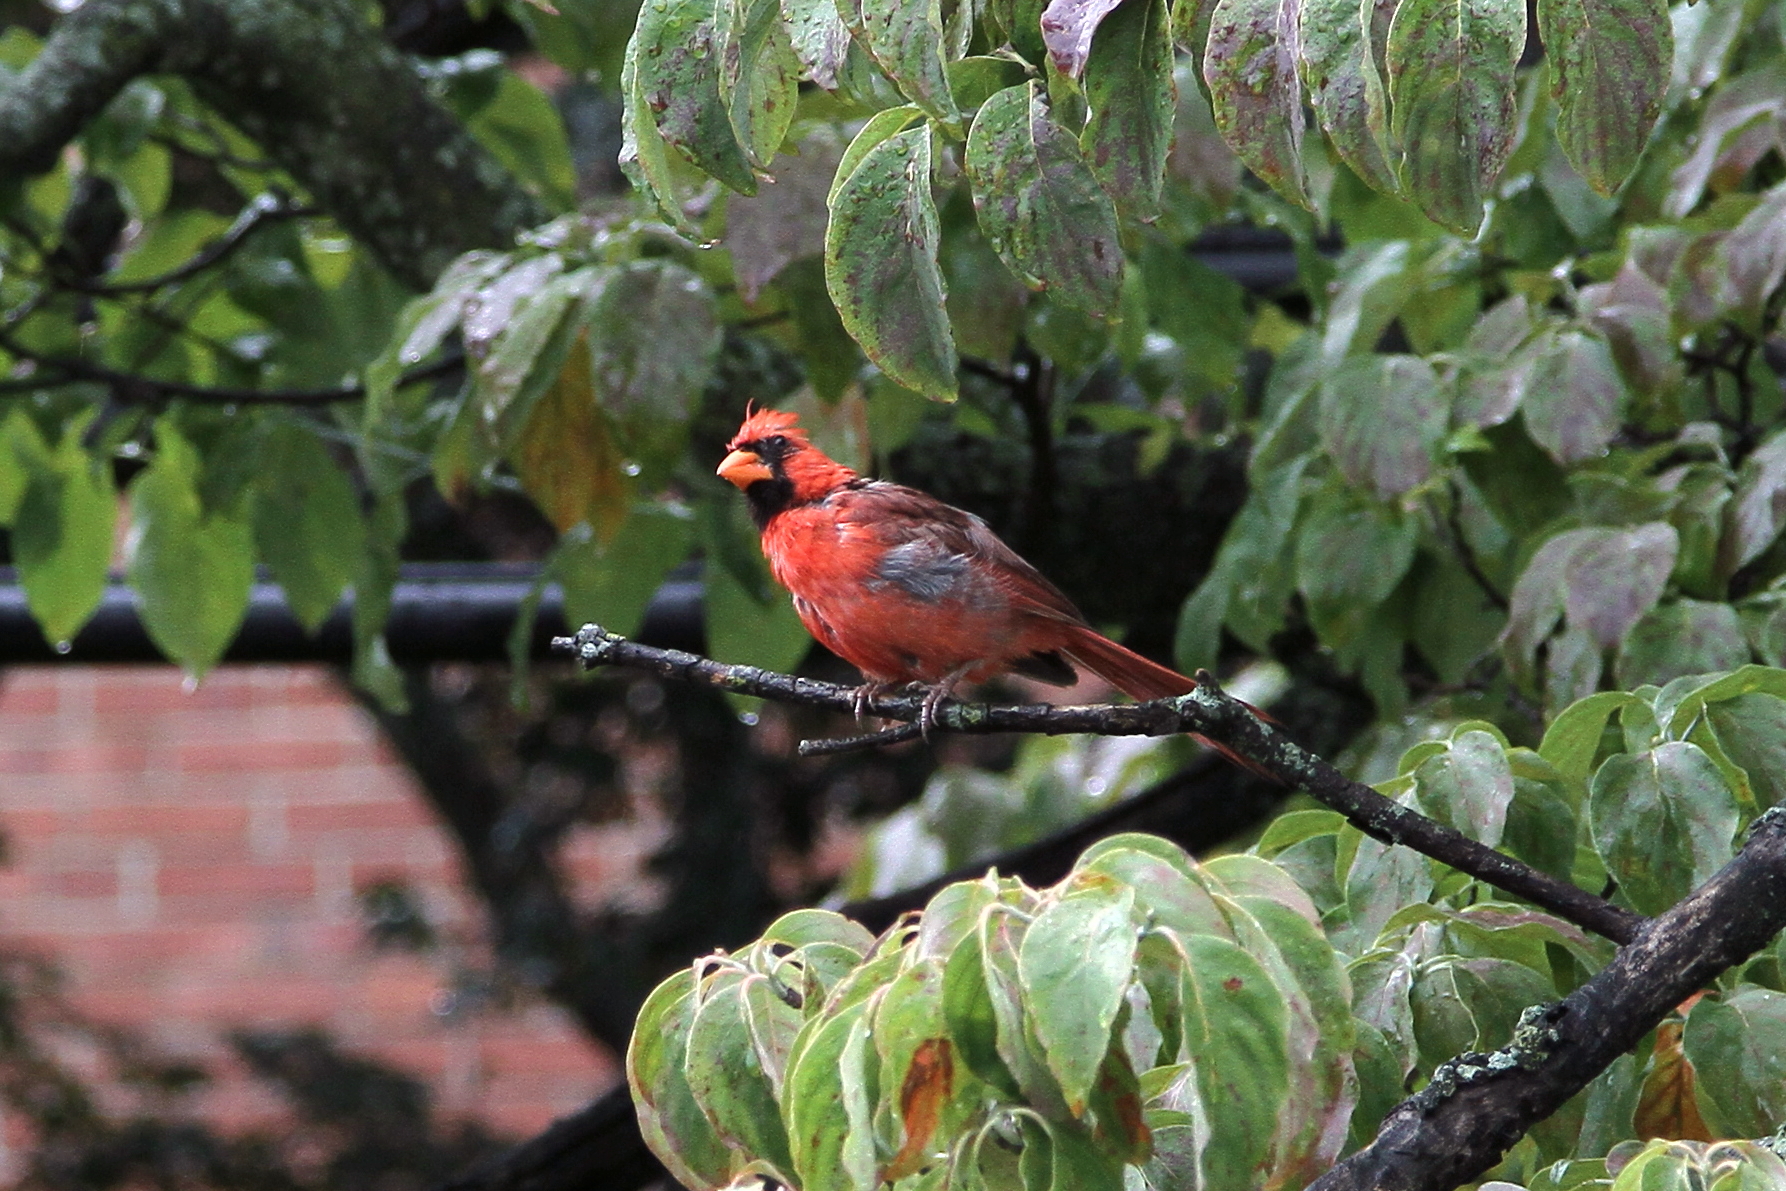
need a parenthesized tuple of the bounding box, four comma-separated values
(0, 0, 1783, 1182)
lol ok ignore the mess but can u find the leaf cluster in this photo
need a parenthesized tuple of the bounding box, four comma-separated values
(632, 667, 1786, 1188)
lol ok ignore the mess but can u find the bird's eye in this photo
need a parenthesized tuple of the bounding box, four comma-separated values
(765, 435, 788, 450)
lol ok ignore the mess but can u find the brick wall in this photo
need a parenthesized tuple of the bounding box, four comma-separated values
(0, 665, 617, 1151)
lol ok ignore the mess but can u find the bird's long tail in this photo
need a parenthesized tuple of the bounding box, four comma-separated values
(1062, 626, 1197, 701)
(1061, 625, 1274, 778)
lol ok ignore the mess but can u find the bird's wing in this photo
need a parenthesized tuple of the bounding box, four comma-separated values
(832, 481, 1087, 624)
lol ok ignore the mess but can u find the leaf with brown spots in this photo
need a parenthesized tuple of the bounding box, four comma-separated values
(884, 1037, 955, 1181)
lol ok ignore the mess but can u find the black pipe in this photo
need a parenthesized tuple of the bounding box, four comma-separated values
(0, 565, 707, 664)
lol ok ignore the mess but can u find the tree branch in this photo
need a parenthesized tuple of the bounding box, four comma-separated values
(552, 624, 1644, 945)
(0, 0, 545, 290)
(0, 326, 463, 405)
(1310, 807, 1786, 1191)
(70, 193, 317, 296)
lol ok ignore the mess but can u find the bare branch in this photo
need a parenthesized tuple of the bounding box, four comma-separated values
(552, 624, 1644, 945)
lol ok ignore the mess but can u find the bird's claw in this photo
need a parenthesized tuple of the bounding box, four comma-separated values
(851, 681, 893, 722)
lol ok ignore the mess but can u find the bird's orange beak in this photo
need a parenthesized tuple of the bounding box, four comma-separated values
(717, 448, 774, 488)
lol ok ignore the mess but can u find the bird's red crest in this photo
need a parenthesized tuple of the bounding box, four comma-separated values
(728, 405, 808, 450)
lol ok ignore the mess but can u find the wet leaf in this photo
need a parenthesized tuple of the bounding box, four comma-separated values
(1081, 0, 1175, 222)
(964, 83, 1125, 315)
(715, 0, 802, 169)
(1384, 0, 1524, 232)
(1539, 0, 1671, 194)
(1588, 740, 1739, 916)
(1019, 881, 1137, 1114)
(12, 422, 116, 649)
(126, 426, 253, 680)
(825, 125, 958, 399)
(1318, 353, 1446, 497)
(632, 0, 759, 194)
(1202, 0, 1308, 207)
(1300, 0, 1398, 194)
(253, 422, 367, 633)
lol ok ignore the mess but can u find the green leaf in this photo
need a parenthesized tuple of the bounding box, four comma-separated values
(1019, 881, 1137, 1114)
(473, 262, 588, 435)
(828, 106, 924, 204)
(838, 0, 963, 128)
(619, 29, 707, 237)
(1538, 0, 1671, 195)
(252, 422, 367, 633)
(12, 422, 115, 649)
(586, 261, 722, 484)
(556, 503, 696, 637)
(629, 970, 742, 1190)
(456, 70, 579, 210)
(1384, 0, 1524, 232)
(1540, 690, 1639, 784)
(742, 972, 805, 1098)
(1201, 0, 1308, 207)
(1410, 956, 1555, 1065)
(1294, 487, 1417, 652)
(1411, 728, 1515, 848)
(126, 426, 253, 679)
(715, 0, 802, 169)
(979, 906, 1069, 1114)
(1176, 454, 1306, 666)
(964, 83, 1125, 316)
(1173, 933, 1290, 1187)
(1563, 523, 1678, 652)
(1520, 330, 1628, 465)
(1588, 741, 1740, 916)
(942, 920, 1021, 1098)
(1615, 600, 1750, 690)
(1081, 0, 1176, 222)
(631, 0, 760, 194)
(824, 125, 958, 400)
(781, 0, 853, 86)
(1720, 428, 1786, 576)
(1300, 0, 1399, 194)
(1076, 842, 1228, 938)
(685, 972, 795, 1174)
(1681, 987, 1786, 1138)
(1704, 691, 1786, 810)
(1318, 240, 1412, 364)
(784, 1002, 870, 1191)
(1317, 353, 1446, 497)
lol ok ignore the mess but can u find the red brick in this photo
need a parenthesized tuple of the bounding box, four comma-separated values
(286, 800, 431, 833)
(158, 862, 314, 898)
(81, 803, 250, 836)
(0, 675, 61, 715)
(0, 746, 53, 773)
(43, 868, 118, 898)
(174, 740, 349, 772)
(0, 807, 62, 839)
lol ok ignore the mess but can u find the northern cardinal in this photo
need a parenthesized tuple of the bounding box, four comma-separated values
(716, 406, 1230, 741)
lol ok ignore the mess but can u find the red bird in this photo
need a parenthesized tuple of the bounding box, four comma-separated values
(715, 407, 1214, 733)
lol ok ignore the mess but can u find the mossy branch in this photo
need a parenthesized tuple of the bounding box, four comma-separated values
(553, 623, 1644, 945)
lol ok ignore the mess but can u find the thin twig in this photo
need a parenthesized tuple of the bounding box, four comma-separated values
(0, 327, 464, 406)
(71, 194, 317, 296)
(552, 624, 1646, 944)
(1442, 481, 1509, 611)
(799, 721, 923, 755)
